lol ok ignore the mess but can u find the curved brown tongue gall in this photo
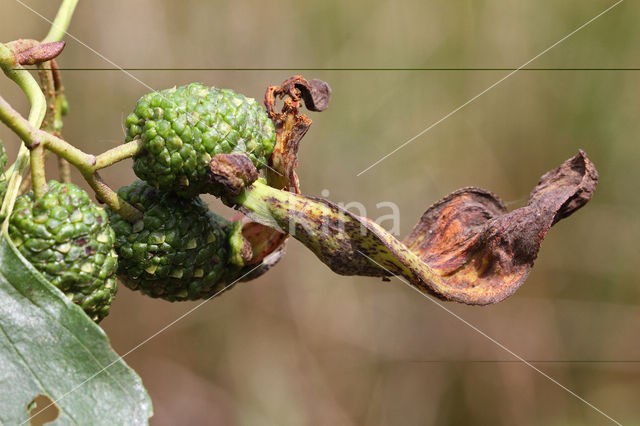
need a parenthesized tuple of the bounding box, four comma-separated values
(402, 150, 598, 304)
(220, 75, 597, 304)
(234, 151, 597, 305)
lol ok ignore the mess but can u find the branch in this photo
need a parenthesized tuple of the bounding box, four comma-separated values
(0, 0, 80, 220)
(43, 0, 80, 43)
(0, 44, 47, 127)
(30, 146, 47, 198)
(0, 95, 143, 221)
(94, 139, 143, 170)
(83, 172, 142, 222)
(38, 61, 72, 183)
(0, 43, 47, 223)
(30, 63, 59, 198)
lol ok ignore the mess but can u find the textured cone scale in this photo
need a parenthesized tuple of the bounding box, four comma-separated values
(9, 181, 118, 322)
(126, 82, 276, 197)
(108, 180, 235, 301)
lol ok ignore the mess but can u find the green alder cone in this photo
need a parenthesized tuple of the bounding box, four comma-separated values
(0, 140, 7, 201)
(9, 181, 118, 322)
(108, 180, 242, 301)
(126, 82, 276, 197)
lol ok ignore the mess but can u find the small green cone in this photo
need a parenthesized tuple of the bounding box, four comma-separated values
(126, 83, 276, 197)
(108, 180, 238, 301)
(9, 181, 119, 322)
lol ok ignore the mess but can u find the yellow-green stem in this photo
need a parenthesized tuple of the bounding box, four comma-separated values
(43, 0, 80, 43)
(94, 139, 143, 170)
(30, 63, 57, 198)
(30, 146, 47, 198)
(83, 171, 142, 222)
(0, 44, 47, 224)
(38, 62, 71, 183)
(0, 94, 143, 220)
(0, 0, 79, 228)
(58, 155, 71, 183)
(18, 172, 31, 196)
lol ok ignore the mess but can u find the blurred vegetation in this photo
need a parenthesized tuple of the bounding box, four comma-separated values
(1, 0, 638, 424)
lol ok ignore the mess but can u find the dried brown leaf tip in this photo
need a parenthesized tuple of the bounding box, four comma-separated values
(264, 75, 332, 193)
(223, 76, 331, 278)
(235, 150, 597, 305)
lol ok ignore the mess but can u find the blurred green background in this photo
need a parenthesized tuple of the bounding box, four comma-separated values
(1, 0, 639, 424)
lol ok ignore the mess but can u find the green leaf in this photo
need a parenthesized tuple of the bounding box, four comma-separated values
(0, 236, 152, 424)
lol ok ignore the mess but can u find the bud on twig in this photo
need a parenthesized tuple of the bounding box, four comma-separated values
(209, 153, 259, 197)
(15, 41, 65, 65)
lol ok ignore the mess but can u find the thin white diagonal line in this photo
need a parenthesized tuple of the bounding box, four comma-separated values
(22, 262, 264, 425)
(356, 0, 624, 176)
(14, 0, 284, 177)
(355, 250, 622, 425)
(13, 1, 621, 423)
